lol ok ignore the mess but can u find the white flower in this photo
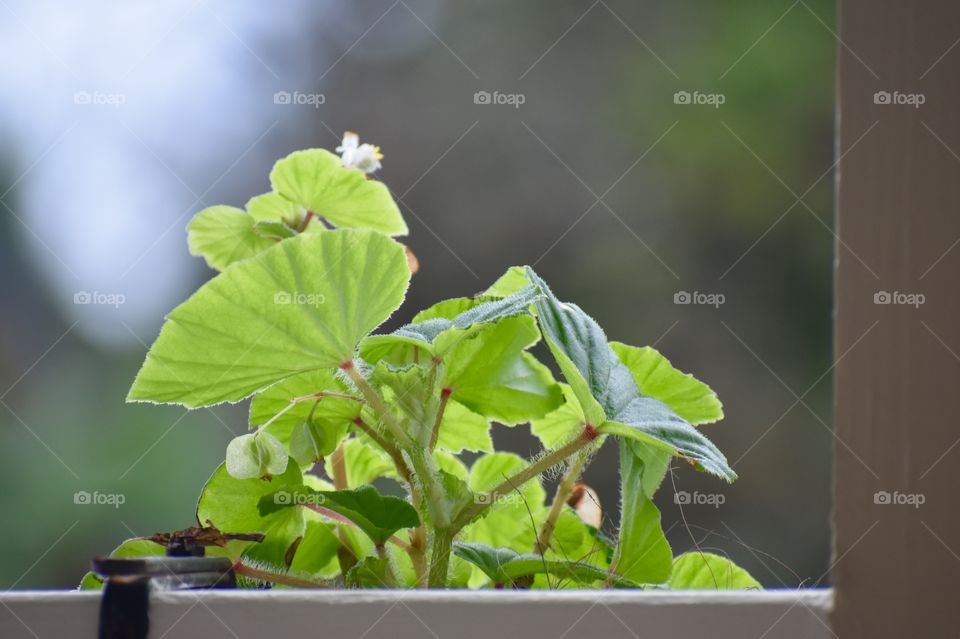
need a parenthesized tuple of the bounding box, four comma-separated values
(335, 131, 383, 174)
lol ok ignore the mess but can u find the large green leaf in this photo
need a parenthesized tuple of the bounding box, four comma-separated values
(669, 552, 761, 590)
(435, 400, 494, 453)
(525, 268, 735, 482)
(442, 316, 562, 424)
(128, 229, 411, 407)
(452, 542, 633, 587)
(270, 149, 407, 236)
(288, 521, 342, 579)
(614, 441, 673, 585)
(187, 205, 278, 271)
(197, 461, 306, 568)
(263, 485, 419, 546)
(610, 342, 723, 425)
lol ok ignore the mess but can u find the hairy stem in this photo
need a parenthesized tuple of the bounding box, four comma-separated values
(535, 454, 586, 554)
(329, 444, 358, 575)
(427, 528, 454, 588)
(341, 362, 411, 446)
(234, 561, 332, 589)
(428, 388, 452, 451)
(452, 426, 597, 531)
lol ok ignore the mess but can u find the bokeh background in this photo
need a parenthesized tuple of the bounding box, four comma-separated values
(0, 0, 836, 588)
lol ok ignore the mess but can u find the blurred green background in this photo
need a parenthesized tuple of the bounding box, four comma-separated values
(0, 0, 835, 588)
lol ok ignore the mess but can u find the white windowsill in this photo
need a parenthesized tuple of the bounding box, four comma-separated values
(1, 588, 833, 638)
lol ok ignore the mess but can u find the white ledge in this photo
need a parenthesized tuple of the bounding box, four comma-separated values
(1, 588, 833, 638)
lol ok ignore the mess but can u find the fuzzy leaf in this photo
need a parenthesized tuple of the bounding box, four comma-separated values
(530, 384, 586, 448)
(526, 268, 735, 482)
(128, 230, 410, 408)
(270, 149, 407, 236)
(435, 400, 494, 453)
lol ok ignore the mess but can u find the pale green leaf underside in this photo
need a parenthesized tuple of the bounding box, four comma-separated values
(270, 149, 407, 236)
(128, 230, 410, 408)
(669, 552, 762, 590)
(615, 440, 673, 585)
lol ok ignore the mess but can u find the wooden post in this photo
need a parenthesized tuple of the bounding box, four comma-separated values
(835, 1, 960, 636)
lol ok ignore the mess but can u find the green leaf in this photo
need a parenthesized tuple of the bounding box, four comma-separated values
(324, 437, 396, 488)
(530, 384, 586, 448)
(249, 370, 360, 449)
(613, 441, 673, 585)
(344, 554, 392, 588)
(433, 450, 469, 480)
(187, 205, 278, 271)
(246, 191, 305, 224)
(359, 285, 543, 367)
(252, 220, 297, 240)
(288, 521, 341, 579)
(226, 432, 289, 480)
(610, 342, 723, 425)
(452, 542, 633, 587)
(525, 267, 735, 482)
(269, 149, 407, 236)
(128, 229, 411, 407)
(461, 453, 547, 561)
(435, 400, 493, 453)
(197, 461, 306, 568)
(264, 485, 419, 546)
(669, 552, 761, 590)
(442, 316, 562, 424)
(483, 266, 531, 298)
(412, 296, 492, 323)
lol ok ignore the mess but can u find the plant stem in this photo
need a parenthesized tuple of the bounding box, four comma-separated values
(452, 426, 597, 531)
(428, 388, 451, 451)
(341, 362, 411, 446)
(329, 444, 358, 575)
(427, 528, 454, 588)
(291, 390, 362, 403)
(535, 454, 586, 554)
(234, 561, 332, 589)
